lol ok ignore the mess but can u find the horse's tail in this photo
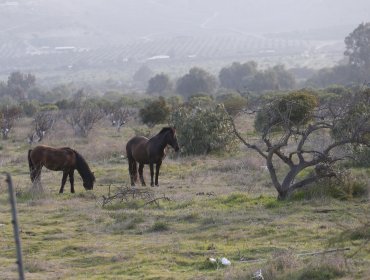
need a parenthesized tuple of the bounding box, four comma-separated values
(129, 156, 138, 182)
(28, 149, 34, 180)
(126, 143, 138, 183)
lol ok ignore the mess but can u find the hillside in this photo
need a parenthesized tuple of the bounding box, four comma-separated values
(0, 0, 368, 82)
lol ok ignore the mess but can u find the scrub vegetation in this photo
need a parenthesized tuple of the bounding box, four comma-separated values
(0, 110, 369, 280)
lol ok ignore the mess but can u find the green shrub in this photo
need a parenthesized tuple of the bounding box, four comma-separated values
(216, 92, 248, 116)
(139, 97, 170, 127)
(255, 90, 318, 133)
(170, 103, 238, 155)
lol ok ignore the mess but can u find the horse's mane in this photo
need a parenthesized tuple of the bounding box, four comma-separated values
(158, 127, 174, 135)
(73, 150, 95, 182)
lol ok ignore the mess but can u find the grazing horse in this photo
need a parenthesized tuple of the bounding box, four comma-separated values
(28, 145, 95, 193)
(126, 127, 179, 187)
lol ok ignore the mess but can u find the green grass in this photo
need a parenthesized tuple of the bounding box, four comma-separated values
(0, 120, 369, 279)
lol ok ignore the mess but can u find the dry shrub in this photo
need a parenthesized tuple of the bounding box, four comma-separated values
(286, 256, 347, 280)
(24, 259, 51, 273)
(291, 169, 368, 201)
(262, 250, 300, 279)
(252, 253, 348, 280)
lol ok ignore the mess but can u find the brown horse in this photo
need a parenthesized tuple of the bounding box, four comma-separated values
(126, 127, 179, 187)
(28, 145, 95, 193)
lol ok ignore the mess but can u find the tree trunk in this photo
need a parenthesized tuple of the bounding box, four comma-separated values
(274, 165, 303, 200)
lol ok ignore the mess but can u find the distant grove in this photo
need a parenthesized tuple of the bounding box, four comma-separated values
(0, 22, 369, 200)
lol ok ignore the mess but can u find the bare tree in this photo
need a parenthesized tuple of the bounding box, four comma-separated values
(0, 106, 22, 139)
(27, 111, 56, 144)
(108, 107, 135, 132)
(65, 106, 103, 137)
(231, 89, 370, 200)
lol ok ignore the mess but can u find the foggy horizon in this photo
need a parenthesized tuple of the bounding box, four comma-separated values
(1, 0, 370, 84)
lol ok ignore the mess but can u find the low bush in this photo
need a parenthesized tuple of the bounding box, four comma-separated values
(170, 103, 238, 155)
(290, 169, 368, 201)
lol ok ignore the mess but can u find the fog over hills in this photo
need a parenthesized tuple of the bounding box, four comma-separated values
(1, 0, 369, 83)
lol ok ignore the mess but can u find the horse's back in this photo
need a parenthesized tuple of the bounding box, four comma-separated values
(126, 136, 149, 163)
(30, 145, 76, 170)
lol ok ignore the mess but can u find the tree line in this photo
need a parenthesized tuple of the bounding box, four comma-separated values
(1, 23, 369, 200)
(143, 22, 370, 95)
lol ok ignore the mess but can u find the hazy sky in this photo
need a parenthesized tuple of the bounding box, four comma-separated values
(4, 0, 368, 39)
(57, 0, 370, 35)
(1, 0, 370, 74)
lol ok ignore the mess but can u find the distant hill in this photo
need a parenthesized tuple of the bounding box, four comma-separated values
(0, 0, 368, 83)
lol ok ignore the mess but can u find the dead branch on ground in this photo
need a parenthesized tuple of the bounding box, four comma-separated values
(100, 185, 170, 207)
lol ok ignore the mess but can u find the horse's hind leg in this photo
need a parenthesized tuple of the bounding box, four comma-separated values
(30, 165, 40, 183)
(128, 158, 137, 186)
(59, 171, 68, 193)
(69, 170, 75, 193)
(139, 163, 146, 186)
(31, 166, 43, 192)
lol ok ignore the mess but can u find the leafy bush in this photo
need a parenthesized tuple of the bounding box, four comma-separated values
(139, 97, 170, 127)
(219, 61, 257, 91)
(255, 90, 318, 133)
(176, 67, 217, 98)
(146, 73, 172, 95)
(170, 103, 237, 155)
(216, 92, 248, 116)
(332, 88, 370, 143)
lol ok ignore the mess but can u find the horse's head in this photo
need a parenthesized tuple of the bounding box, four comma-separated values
(168, 127, 180, 152)
(83, 172, 95, 190)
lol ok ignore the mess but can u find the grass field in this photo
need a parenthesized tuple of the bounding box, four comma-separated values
(0, 117, 369, 279)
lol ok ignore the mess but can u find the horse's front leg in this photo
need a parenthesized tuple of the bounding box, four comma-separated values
(59, 171, 69, 193)
(149, 163, 154, 187)
(69, 170, 75, 193)
(155, 161, 162, 186)
(139, 163, 146, 186)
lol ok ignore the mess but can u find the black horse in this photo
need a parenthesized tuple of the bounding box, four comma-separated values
(28, 145, 95, 193)
(126, 127, 179, 187)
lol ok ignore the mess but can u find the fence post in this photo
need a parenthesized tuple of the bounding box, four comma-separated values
(6, 173, 25, 280)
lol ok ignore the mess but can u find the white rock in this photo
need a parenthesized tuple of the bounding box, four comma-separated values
(209, 257, 217, 263)
(221, 257, 231, 266)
